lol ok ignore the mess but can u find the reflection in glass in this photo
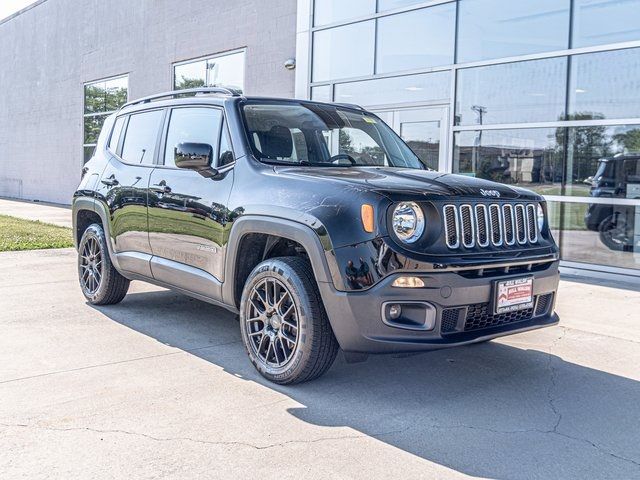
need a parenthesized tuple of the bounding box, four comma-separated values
(558, 200, 640, 270)
(455, 57, 567, 126)
(164, 108, 222, 168)
(84, 146, 95, 164)
(376, 4, 455, 73)
(378, 0, 428, 11)
(174, 51, 245, 91)
(400, 121, 440, 170)
(457, 0, 570, 63)
(312, 21, 375, 82)
(104, 77, 128, 111)
(565, 124, 640, 197)
(313, 0, 375, 26)
(311, 85, 332, 103)
(121, 110, 165, 165)
(83, 114, 108, 145)
(453, 128, 563, 195)
(174, 60, 206, 89)
(84, 82, 106, 114)
(569, 48, 640, 121)
(334, 71, 450, 107)
(85, 76, 128, 114)
(573, 0, 640, 48)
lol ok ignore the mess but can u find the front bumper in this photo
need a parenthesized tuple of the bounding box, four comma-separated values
(318, 260, 560, 354)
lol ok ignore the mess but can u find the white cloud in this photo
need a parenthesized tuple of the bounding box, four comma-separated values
(0, 0, 38, 21)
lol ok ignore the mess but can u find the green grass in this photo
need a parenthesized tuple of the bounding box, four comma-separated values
(0, 215, 73, 252)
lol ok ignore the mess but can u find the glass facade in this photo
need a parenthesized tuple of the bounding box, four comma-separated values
(308, 0, 640, 277)
(83, 75, 128, 163)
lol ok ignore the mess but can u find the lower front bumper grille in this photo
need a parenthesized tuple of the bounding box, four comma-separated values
(441, 293, 554, 335)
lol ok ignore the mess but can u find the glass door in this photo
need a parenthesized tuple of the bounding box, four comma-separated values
(373, 106, 449, 171)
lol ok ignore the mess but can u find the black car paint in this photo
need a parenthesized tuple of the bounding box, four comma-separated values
(74, 95, 560, 354)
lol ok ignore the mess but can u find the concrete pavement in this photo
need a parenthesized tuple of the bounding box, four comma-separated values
(0, 248, 639, 479)
(0, 197, 71, 228)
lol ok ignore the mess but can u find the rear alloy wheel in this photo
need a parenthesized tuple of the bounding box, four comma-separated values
(78, 224, 130, 305)
(240, 257, 339, 384)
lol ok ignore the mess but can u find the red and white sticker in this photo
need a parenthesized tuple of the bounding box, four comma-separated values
(495, 277, 534, 314)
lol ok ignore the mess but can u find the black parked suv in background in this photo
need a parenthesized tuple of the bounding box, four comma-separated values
(73, 87, 560, 384)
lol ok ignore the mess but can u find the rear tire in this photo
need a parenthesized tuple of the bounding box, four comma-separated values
(239, 256, 339, 384)
(78, 224, 130, 305)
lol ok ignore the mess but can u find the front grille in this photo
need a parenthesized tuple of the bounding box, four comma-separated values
(463, 303, 534, 332)
(443, 203, 539, 250)
(440, 293, 554, 335)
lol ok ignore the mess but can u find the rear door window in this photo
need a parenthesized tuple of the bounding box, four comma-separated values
(120, 110, 164, 165)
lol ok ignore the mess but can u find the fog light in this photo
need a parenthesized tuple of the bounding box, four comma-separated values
(388, 304, 402, 320)
(392, 276, 425, 288)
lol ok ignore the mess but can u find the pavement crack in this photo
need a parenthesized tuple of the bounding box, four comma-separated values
(0, 422, 407, 450)
(0, 340, 241, 385)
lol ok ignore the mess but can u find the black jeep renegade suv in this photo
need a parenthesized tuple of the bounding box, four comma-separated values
(73, 87, 560, 384)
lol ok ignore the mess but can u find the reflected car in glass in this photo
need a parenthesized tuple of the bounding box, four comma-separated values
(72, 88, 560, 384)
(585, 155, 640, 251)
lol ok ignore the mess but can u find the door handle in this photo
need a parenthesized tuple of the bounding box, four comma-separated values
(101, 174, 119, 186)
(151, 180, 172, 194)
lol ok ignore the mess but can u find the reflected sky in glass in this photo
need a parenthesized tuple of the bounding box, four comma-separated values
(312, 21, 375, 82)
(573, 0, 640, 48)
(456, 57, 567, 126)
(334, 71, 450, 107)
(376, 4, 455, 73)
(457, 0, 570, 63)
(569, 48, 640, 121)
(314, 0, 375, 26)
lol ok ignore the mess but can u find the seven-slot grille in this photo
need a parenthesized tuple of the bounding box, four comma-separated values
(443, 203, 539, 249)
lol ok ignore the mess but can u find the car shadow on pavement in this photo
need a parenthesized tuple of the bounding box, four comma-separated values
(92, 289, 640, 480)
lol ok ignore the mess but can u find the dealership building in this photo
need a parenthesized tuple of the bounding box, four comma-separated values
(1, 0, 640, 281)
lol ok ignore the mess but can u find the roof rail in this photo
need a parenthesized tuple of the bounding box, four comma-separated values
(333, 102, 365, 111)
(121, 87, 242, 109)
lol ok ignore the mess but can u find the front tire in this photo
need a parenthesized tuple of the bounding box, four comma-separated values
(78, 224, 130, 305)
(239, 257, 339, 384)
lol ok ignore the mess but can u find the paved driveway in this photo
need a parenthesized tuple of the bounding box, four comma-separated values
(1, 249, 639, 479)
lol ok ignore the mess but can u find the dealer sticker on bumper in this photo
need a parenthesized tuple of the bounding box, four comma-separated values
(495, 277, 534, 314)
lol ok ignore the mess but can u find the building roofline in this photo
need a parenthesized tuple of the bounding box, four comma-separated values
(0, 0, 48, 27)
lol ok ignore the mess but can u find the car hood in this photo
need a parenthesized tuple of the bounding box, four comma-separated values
(274, 166, 539, 201)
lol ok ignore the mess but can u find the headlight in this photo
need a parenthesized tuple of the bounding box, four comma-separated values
(392, 202, 425, 243)
(537, 204, 545, 231)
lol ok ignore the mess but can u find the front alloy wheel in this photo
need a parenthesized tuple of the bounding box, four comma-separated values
(239, 257, 339, 384)
(245, 277, 299, 367)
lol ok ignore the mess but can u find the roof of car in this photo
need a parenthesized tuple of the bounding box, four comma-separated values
(118, 87, 365, 114)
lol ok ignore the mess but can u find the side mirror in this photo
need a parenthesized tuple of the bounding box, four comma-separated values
(175, 142, 218, 177)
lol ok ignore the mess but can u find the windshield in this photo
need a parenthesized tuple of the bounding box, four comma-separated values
(241, 101, 425, 169)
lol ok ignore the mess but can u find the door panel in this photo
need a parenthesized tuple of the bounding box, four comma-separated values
(147, 106, 234, 287)
(97, 157, 154, 256)
(373, 106, 449, 171)
(147, 168, 234, 282)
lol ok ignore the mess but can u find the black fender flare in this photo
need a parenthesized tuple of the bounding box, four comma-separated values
(72, 197, 123, 272)
(221, 215, 343, 307)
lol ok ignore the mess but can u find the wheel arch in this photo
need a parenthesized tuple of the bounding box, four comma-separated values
(72, 197, 122, 271)
(222, 216, 341, 308)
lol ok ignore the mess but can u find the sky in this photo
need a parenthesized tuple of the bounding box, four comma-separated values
(0, 0, 38, 21)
